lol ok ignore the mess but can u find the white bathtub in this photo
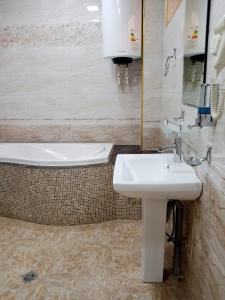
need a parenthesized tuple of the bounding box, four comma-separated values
(0, 143, 113, 166)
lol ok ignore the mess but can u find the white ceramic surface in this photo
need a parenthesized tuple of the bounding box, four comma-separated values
(114, 154, 202, 199)
(0, 143, 113, 166)
(113, 153, 202, 283)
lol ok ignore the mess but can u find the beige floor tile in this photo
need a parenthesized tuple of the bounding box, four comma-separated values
(0, 217, 187, 300)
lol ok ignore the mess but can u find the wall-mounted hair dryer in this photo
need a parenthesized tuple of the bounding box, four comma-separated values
(211, 15, 225, 75)
(210, 15, 225, 121)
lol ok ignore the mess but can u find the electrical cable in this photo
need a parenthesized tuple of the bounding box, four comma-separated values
(210, 82, 225, 120)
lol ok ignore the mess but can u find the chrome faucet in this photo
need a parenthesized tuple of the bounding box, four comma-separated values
(174, 136, 182, 162)
(153, 136, 182, 163)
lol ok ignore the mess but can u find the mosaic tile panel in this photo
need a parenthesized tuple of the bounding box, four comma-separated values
(0, 163, 141, 225)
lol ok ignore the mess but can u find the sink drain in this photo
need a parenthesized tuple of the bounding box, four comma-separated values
(21, 271, 38, 283)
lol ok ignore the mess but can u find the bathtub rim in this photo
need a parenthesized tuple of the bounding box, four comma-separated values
(0, 143, 114, 167)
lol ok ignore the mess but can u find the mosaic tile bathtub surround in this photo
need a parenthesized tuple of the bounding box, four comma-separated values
(0, 163, 141, 225)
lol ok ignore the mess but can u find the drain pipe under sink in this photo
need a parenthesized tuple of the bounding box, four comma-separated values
(166, 200, 184, 276)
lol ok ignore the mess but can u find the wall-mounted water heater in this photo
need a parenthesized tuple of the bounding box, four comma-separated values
(184, 0, 208, 56)
(102, 0, 142, 84)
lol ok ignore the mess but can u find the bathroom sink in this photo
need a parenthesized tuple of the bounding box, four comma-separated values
(113, 154, 202, 283)
(113, 154, 202, 200)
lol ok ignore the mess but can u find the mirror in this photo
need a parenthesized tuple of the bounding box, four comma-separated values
(182, 0, 211, 107)
(183, 55, 206, 106)
(165, 0, 182, 26)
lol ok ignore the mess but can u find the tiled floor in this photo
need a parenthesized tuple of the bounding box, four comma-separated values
(0, 217, 187, 300)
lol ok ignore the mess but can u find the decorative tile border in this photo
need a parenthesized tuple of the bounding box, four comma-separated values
(0, 22, 102, 47)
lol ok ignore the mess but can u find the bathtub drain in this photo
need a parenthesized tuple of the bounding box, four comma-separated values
(21, 271, 38, 283)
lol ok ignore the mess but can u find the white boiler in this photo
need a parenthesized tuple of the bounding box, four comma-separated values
(184, 0, 208, 56)
(102, 0, 142, 63)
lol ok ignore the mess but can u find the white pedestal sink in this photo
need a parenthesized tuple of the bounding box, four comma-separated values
(113, 154, 202, 283)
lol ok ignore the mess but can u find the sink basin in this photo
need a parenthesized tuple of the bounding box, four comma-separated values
(113, 153, 202, 200)
(113, 154, 202, 283)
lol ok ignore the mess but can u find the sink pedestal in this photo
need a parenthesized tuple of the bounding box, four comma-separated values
(113, 154, 202, 283)
(142, 198, 167, 283)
